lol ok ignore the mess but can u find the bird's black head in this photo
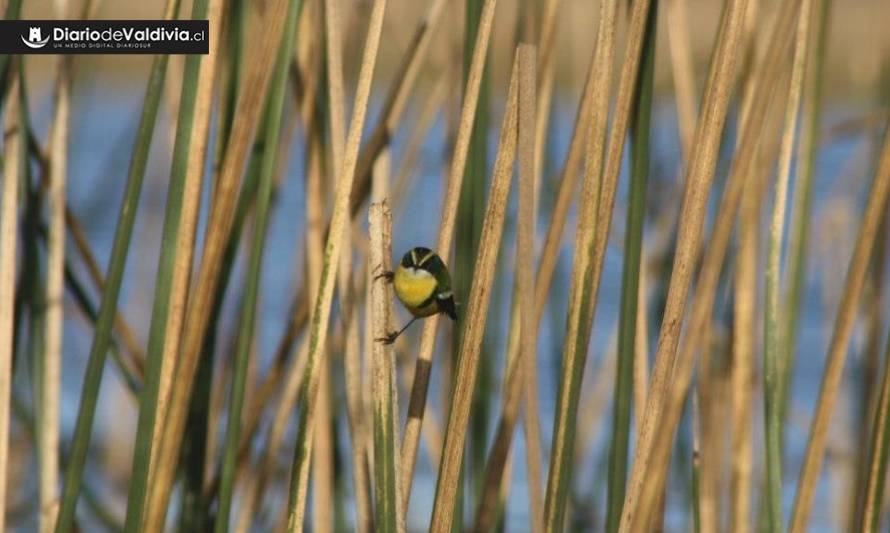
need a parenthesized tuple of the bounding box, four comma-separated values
(401, 246, 433, 268)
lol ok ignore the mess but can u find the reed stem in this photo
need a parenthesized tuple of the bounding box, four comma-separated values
(429, 49, 519, 533)
(605, 2, 656, 529)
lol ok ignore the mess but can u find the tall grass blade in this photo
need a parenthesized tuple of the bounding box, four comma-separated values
(629, 0, 803, 525)
(731, 121, 758, 533)
(471, 43, 537, 533)
(123, 0, 215, 528)
(605, 2, 656, 529)
(149, 0, 223, 493)
(58, 257, 140, 393)
(63, 208, 146, 376)
(727, 9, 765, 528)
(0, 69, 22, 533)
(540, 0, 617, 518)
(458, 0, 492, 517)
(764, 1, 812, 529)
(616, 0, 753, 528)
(779, 0, 833, 426)
(400, 0, 498, 511)
(0, 0, 23, 112)
(215, 1, 302, 530)
(55, 1, 181, 527)
(141, 0, 297, 527)
(41, 9, 71, 527)
(545, 0, 653, 527)
(283, 0, 388, 528)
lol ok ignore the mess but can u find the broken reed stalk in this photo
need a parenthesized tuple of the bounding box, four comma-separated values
(630, 0, 802, 526)
(399, 0, 498, 511)
(369, 202, 405, 533)
(764, 1, 812, 529)
(472, 43, 537, 533)
(616, 0, 752, 529)
(428, 48, 519, 533)
(41, 17, 70, 530)
(56, 1, 183, 528)
(142, 0, 294, 528)
(0, 71, 22, 533)
(789, 118, 890, 532)
(545, 0, 653, 528)
(283, 0, 388, 528)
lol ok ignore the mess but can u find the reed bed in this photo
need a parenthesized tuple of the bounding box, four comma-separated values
(4, 0, 890, 531)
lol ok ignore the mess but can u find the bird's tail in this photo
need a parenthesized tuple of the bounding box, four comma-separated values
(438, 294, 458, 321)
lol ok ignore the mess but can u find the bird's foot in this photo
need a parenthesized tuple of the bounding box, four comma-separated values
(374, 270, 394, 283)
(375, 331, 399, 345)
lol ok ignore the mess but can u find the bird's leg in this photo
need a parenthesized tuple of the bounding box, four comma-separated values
(376, 317, 417, 345)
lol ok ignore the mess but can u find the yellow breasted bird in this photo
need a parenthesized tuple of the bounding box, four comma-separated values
(375, 246, 457, 344)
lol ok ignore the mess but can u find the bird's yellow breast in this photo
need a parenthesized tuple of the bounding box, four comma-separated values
(393, 265, 437, 312)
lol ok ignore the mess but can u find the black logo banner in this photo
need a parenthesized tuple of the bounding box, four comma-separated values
(0, 20, 209, 54)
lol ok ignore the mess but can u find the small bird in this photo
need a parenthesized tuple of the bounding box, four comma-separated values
(375, 246, 458, 344)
